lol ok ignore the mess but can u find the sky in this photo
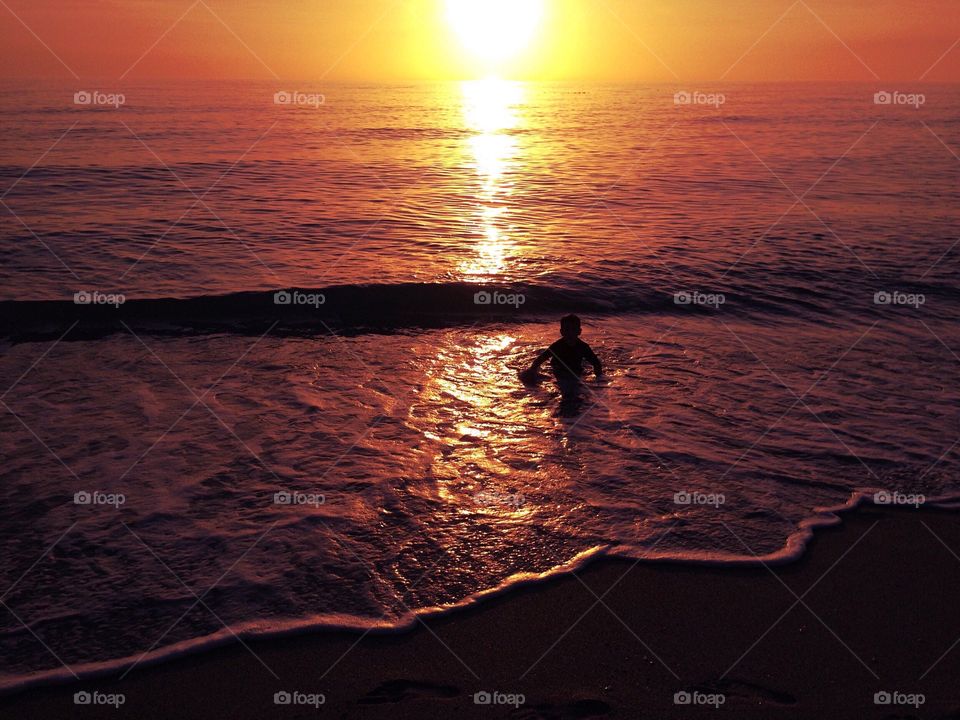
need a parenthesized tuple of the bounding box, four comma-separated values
(0, 0, 958, 82)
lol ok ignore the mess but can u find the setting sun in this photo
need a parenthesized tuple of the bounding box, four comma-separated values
(445, 0, 545, 64)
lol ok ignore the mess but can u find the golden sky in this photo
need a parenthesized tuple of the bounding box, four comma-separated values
(1, 0, 958, 82)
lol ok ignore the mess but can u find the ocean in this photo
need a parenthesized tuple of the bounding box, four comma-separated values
(0, 79, 958, 691)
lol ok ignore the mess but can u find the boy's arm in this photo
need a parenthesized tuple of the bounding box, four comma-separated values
(583, 343, 603, 376)
(529, 347, 552, 371)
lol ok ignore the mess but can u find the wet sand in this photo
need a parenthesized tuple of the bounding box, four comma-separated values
(2, 505, 959, 719)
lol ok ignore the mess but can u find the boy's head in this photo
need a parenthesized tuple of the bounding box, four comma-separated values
(559, 314, 582, 341)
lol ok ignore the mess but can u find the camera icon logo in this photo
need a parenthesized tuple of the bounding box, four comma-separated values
(474, 691, 492, 705)
(74, 91, 92, 105)
(74, 291, 92, 304)
(473, 291, 492, 305)
(274, 491, 292, 505)
(274, 691, 292, 704)
(73, 691, 92, 705)
(874, 91, 892, 105)
(873, 291, 891, 305)
(74, 491, 92, 505)
(274, 91, 292, 105)
(874, 490, 892, 505)
(674, 91, 691, 105)
(673, 491, 691, 505)
(874, 691, 892, 704)
(274, 291, 292, 305)
(674, 691, 692, 705)
(673, 291, 691, 305)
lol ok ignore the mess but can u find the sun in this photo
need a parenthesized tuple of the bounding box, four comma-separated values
(445, 0, 545, 64)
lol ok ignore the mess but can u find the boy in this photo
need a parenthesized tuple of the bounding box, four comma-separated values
(523, 315, 603, 398)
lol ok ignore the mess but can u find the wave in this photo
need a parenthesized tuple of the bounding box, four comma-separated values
(0, 282, 702, 342)
(3, 268, 954, 342)
(3, 276, 953, 342)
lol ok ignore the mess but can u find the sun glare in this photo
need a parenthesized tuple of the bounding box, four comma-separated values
(445, 0, 545, 65)
(457, 78, 526, 279)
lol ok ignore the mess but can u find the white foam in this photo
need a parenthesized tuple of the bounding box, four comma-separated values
(5, 494, 959, 697)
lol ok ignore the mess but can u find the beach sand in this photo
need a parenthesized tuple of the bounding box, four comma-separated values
(2, 505, 958, 719)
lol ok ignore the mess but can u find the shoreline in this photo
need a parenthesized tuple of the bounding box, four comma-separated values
(3, 504, 960, 718)
(0, 490, 915, 699)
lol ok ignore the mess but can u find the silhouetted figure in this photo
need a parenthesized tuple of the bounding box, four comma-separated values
(521, 315, 603, 414)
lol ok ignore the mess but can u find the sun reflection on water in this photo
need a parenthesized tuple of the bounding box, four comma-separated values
(422, 83, 552, 525)
(419, 331, 546, 521)
(458, 78, 526, 278)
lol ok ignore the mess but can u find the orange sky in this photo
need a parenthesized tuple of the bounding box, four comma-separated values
(1, 0, 958, 82)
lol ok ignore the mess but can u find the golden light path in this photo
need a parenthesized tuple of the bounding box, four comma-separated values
(457, 77, 526, 278)
(421, 79, 544, 521)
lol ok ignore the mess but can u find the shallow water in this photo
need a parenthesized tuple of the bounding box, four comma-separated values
(0, 80, 958, 690)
